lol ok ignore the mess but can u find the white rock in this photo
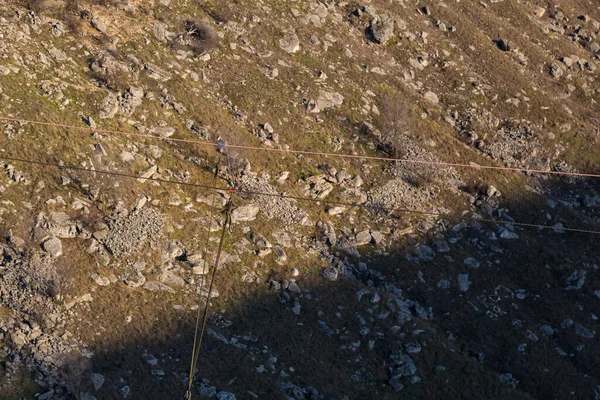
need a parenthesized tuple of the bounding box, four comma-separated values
(90, 274, 111, 286)
(424, 91, 439, 104)
(120, 151, 135, 162)
(328, 206, 346, 215)
(137, 165, 158, 183)
(355, 230, 372, 245)
(279, 34, 300, 53)
(43, 237, 63, 257)
(91, 16, 108, 33)
(231, 205, 260, 223)
(316, 90, 344, 110)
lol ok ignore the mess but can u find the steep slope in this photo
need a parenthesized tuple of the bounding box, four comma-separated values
(0, 0, 599, 399)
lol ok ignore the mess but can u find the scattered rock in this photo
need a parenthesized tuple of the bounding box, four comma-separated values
(415, 245, 435, 261)
(231, 205, 260, 223)
(464, 257, 480, 269)
(355, 231, 372, 246)
(144, 63, 172, 81)
(279, 34, 300, 53)
(565, 269, 586, 290)
(369, 15, 395, 44)
(91, 16, 108, 34)
(42, 238, 63, 258)
(90, 274, 111, 286)
(424, 91, 439, 104)
(143, 281, 175, 293)
(90, 373, 105, 391)
(550, 62, 563, 78)
(389, 376, 404, 392)
(316, 90, 344, 110)
(99, 94, 119, 119)
(322, 266, 338, 281)
(458, 274, 471, 292)
(498, 373, 519, 389)
(137, 165, 158, 183)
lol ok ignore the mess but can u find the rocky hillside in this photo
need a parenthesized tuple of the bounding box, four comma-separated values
(0, 0, 599, 399)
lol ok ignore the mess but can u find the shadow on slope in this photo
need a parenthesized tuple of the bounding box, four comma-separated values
(67, 180, 600, 400)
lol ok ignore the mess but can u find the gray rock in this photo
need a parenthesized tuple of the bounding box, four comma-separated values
(216, 392, 237, 400)
(415, 244, 435, 261)
(144, 63, 172, 81)
(143, 281, 175, 293)
(594, 290, 600, 299)
(200, 385, 217, 398)
(565, 269, 586, 290)
(550, 62, 563, 78)
(539, 325, 555, 336)
(158, 271, 185, 287)
(388, 375, 404, 392)
(498, 373, 519, 389)
(91, 373, 105, 391)
(575, 323, 596, 339)
(43, 237, 63, 257)
(192, 264, 209, 275)
(273, 245, 287, 260)
(458, 274, 471, 292)
(424, 91, 439, 104)
(279, 34, 300, 53)
(433, 240, 449, 253)
(99, 94, 119, 119)
(437, 279, 450, 289)
(288, 282, 302, 294)
(91, 16, 108, 34)
(404, 342, 421, 354)
(369, 14, 394, 44)
(292, 301, 301, 315)
(499, 228, 519, 239)
(316, 90, 344, 110)
(389, 353, 417, 377)
(231, 205, 260, 223)
(371, 231, 384, 244)
(355, 231, 372, 246)
(91, 274, 111, 286)
(322, 266, 338, 281)
(150, 126, 175, 138)
(356, 288, 370, 302)
(464, 257, 480, 269)
(137, 165, 158, 183)
(370, 293, 381, 303)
